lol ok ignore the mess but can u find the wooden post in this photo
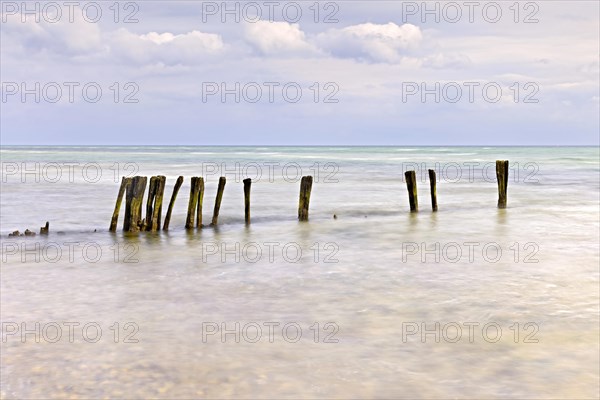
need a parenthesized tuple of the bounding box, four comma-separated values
(40, 221, 49, 235)
(145, 176, 158, 230)
(196, 177, 205, 228)
(428, 169, 438, 212)
(210, 177, 226, 226)
(405, 170, 418, 212)
(298, 176, 313, 221)
(123, 176, 147, 232)
(145, 175, 166, 231)
(109, 176, 130, 232)
(163, 176, 183, 231)
(185, 177, 201, 229)
(496, 160, 509, 209)
(243, 178, 251, 224)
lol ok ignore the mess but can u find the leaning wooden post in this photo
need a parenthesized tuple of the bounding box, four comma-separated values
(496, 160, 509, 208)
(185, 177, 200, 229)
(298, 176, 313, 221)
(210, 177, 226, 226)
(243, 178, 251, 224)
(123, 176, 147, 232)
(405, 170, 418, 212)
(163, 176, 183, 231)
(195, 178, 205, 228)
(110, 176, 131, 231)
(428, 169, 438, 212)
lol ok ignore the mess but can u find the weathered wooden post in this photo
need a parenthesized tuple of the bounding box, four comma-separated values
(428, 169, 438, 212)
(109, 176, 131, 231)
(123, 176, 147, 232)
(144, 177, 156, 231)
(163, 176, 183, 231)
(405, 170, 418, 212)
(210, 177, 226, 226)
(185, 177, 201, 229)
(40, 221, 49, 235)
(298, 176, 313, 221)
(243, 178, 251, 224)
(496, 160, 509, 208)
(145, 175, 166, 231)
(195, 178, 205, 228)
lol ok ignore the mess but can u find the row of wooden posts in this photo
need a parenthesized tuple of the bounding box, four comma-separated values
(109, 173, 313, 232)
(109, 160, 509, 232)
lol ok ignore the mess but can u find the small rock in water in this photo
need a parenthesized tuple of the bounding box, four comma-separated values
(24, 229, 36, 236)
(40, 221, 49, 234)
(8, 230, 21, 237)
(333, 214, 337, 219)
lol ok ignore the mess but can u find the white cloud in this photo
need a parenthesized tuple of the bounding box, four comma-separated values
(315, 22, 422, 63)
(108, 29, 225, 65)
(244, 20, 318, 56)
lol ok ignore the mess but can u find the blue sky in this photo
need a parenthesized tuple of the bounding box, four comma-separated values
(1, 1, 598, 145)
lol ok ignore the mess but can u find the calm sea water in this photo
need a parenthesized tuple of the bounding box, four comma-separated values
(1, 146, 599, 399)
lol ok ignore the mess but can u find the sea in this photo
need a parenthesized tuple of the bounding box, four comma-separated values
(1, 146, 599, 398)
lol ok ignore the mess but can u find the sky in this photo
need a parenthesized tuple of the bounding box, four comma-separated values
(0, 0, 599, 145)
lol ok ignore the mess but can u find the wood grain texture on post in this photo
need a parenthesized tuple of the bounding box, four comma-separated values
(496, 160, 509, 209)
(145, 176, 158, 231)
(405, 170, 418, 212)
(185, 177, 201, 229)
(110, 176, 131, 232)
(211, 176, 226, 226)
(123, 176, 147, 232)
(428, 169, 438, 212)
(163, 176, 184, 231)
(147, 175, 166, 231)
(298, 175, 313, 221)
(196, 177, 205, 228)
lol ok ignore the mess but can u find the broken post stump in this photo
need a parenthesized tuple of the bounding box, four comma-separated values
(298, 176, 313, 221)
(185, 177, 202, 229)
(496, 160, 509, 208)
(123, 176, 147, 232)
(211, 177, 226, 226)
(195, 177, 205, 228)
(163, 176, 184, 231)
(145, 175, 166, 231)
(243, 178, 251, 224)
(109, 176, 131, 232)
(40, 221, 49, 235)
(405, 170, 418, 212)
(428, 169, 438, 212)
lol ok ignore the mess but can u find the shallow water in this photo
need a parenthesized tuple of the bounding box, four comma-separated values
(1, 146, 599, 398)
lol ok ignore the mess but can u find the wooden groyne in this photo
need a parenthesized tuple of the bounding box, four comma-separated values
(404, 170, 418, 212)
(163, 176, 183, 230)
(243, 178, 251, 225)
(428, 169, 438, 212)
(496, 160, 509, 209)
(108, 160, 510, 232)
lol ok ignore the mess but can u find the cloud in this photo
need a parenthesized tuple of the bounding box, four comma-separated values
(315, 22, 422, 63)
(2, 8, 104, 56)
(108, 29, 225, 65)
(422, 53, 472, 69)
(244, 20, 318, 56)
